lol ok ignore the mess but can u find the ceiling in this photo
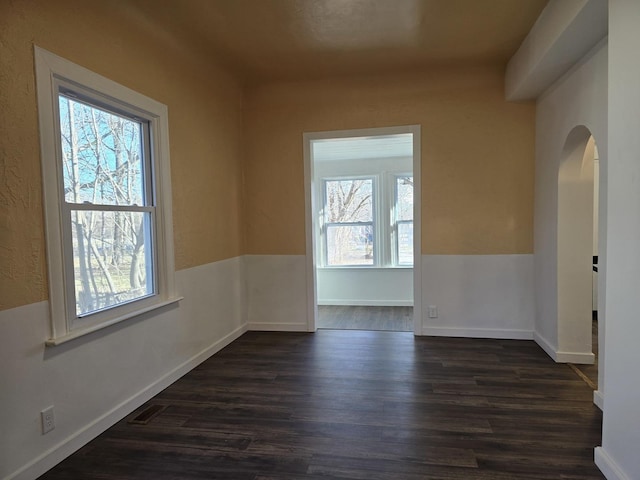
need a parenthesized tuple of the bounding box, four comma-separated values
(122, 0, 548, 84)
(313, 134, 413, 162)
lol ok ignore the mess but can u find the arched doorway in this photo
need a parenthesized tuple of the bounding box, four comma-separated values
(557, 126, 601, 389)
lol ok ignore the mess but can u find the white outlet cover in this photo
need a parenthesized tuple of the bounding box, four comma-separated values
(41, 406, 55, 434)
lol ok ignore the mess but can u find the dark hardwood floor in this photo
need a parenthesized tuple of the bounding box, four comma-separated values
(40, 331, 604, 480)
(318, 305, 413, 332)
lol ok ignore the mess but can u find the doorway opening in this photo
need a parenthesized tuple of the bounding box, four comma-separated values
(303, 126, 421, 334)
(557, 127, 601, 392)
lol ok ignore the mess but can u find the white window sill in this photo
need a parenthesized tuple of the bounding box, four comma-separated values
(45, 296, 183, 347)
(318, 266, 413, 271)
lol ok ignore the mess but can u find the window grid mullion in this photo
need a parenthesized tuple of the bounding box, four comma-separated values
(64, 203, 155, 213)
(325, 221, 373, 227)
(323, 176, 375, 267)
(60, 201, 77, 328)
(394, 175, 414, 266)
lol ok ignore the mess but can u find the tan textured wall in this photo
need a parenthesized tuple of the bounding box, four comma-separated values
(0, 0, 244, 311)
(243, 67, 535, 255)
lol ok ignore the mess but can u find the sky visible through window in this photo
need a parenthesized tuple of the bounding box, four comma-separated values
(58, 96, 152, 316)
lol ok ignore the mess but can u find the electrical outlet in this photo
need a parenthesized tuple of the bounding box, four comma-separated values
(428, 305, 438, 318)
(41, 406, 55, 434)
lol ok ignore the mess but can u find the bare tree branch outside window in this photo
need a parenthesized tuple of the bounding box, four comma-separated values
(396, 176, 413, 265)
(325, 179, 373, 265)
(59, 96, 152, 316)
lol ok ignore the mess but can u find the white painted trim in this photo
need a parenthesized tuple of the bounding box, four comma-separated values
(595, 447, 631, 480)
(555, 351, 595, 364)
(317, 266, 413, 272)
(593, 390, 604, 410)
(303, 125, 422, 336)
(45, 296, 183, 346)
(303, 133, 318, 332)
(412, 127, 422, 336)
(318, 300, 413, 307)
(5, 324, 247, 480)
(247, 322, 309, 332)
(34, 47, 66, 341)
(534, 331, 559, 360)
(34, 46, 178, 344)
(422, 326, 534, 340)
(534, 331, 595, 364)
(239, 256, 250, 327)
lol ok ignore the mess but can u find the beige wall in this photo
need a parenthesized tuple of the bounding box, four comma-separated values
(0, 0, 244, 311)
(0, 1, 536, 311)
(243, 67, 535, 255)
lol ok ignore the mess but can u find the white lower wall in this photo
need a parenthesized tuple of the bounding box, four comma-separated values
(246, 254, 534, 340)
(421, 255, 534, 339)
(244, 255, 310, 331)
(4, 253, 540, 479)
(0, 257, 246, 480)
(317, 268, 413, 306)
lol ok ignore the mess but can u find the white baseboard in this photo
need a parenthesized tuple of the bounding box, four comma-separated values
(247, 322, 310, 332)
(8, 324, 247, 480)
(593, 390, 604, 410)
(534, 331, 558, 360)
(317, 300, 413, 307)
(555, 350, 595, 364)
(595, 447, 631, 480)
(534, 331, 595, 364)
(421, 326, 533, 340)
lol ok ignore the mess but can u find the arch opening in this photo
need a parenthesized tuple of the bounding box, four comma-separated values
(557, 126, 600, 380)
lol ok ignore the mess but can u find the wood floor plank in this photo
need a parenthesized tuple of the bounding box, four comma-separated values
(317, 305, 413, 331)
(39, 330, 604, 479)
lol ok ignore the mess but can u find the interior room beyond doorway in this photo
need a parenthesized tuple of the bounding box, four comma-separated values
(309, 129, 418, 333)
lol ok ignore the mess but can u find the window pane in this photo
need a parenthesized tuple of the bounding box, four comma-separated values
(59, 96, 145, 206)
(398, 222, 414, 265)
(397, 176, 413, 221)
(327, 224, 374, 266)
(325, 179, 373, 223)
(71, 210, 153, 316)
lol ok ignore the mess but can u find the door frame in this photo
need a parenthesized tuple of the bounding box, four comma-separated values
(303, 125, 422, 335)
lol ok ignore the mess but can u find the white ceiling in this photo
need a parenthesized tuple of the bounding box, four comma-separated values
(312, 134, 413, 162)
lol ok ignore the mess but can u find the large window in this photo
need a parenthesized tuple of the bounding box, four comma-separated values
(395, 176, 414, 265)
(35, 47, 179, 344)
(59, 94, 155, 317)
(321, 174, 413, 267)
(324, 178, 374, 266)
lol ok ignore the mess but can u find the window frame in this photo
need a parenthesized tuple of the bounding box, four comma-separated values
(35, 46, 181, 346)
(393, 174, 414, 267)
(318, 172, 414, 269)
(322, 175, 377, 267)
